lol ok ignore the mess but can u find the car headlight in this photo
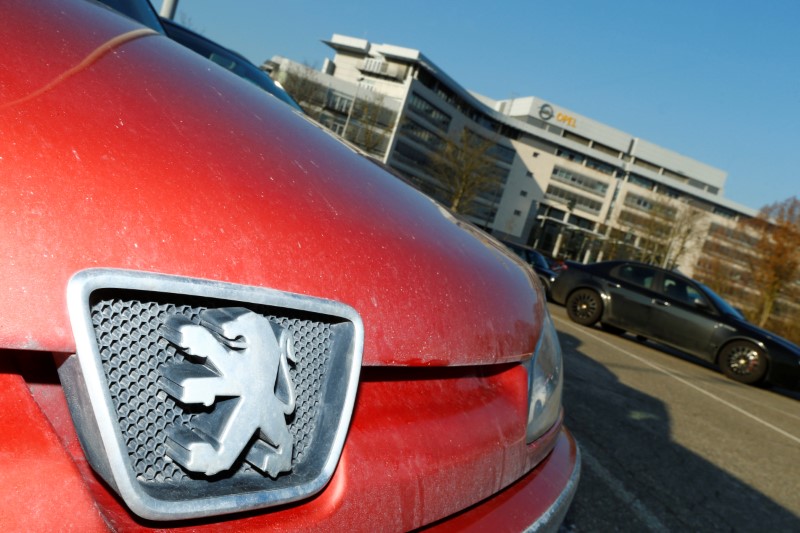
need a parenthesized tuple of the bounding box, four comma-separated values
(524, 308, 564, 443)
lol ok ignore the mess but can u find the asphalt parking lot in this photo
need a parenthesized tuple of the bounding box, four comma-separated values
(550, 303, 800, 532)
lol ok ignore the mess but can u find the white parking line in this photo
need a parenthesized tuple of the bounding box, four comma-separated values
(554, 315, 800, 446)
(580, 447, 669, 533)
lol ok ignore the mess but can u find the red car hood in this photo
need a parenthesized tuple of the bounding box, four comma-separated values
(0, 0, 542, 365)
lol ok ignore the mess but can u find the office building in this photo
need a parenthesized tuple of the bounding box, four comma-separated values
(265, 34, 758, 281)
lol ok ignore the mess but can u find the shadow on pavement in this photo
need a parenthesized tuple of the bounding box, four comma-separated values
(558, 329, 800, 531)
(620, 331, 800, 402)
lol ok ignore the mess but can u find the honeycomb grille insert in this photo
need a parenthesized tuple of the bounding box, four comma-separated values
(91, 298, 333, 484)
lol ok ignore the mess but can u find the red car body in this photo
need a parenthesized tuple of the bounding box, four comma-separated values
(0, 1, 579, 530)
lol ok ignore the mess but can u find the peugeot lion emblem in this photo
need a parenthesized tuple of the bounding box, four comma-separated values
(159, 307, 297, 478)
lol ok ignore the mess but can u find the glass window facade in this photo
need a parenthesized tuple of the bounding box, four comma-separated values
(551, 166, 609, 197)
(545, 184, 602, 214)
(628, 173, 655, 190)
(556, 147, 584, 164)
(400, 119, 444, 150)
(585, 158, 616, 175)
(408, 93, 451, 132)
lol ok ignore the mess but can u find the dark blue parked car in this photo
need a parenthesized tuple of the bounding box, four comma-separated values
(160, 17, 304, 112)
(502, 242, 561, 300)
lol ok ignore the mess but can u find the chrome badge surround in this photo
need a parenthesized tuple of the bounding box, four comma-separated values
(62, 269, 363, 521)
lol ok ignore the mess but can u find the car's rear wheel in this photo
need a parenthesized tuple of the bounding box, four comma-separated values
(566, 289, 602, 326)
(718, 341, 767, 384)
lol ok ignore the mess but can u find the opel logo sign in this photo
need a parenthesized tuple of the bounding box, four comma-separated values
(539, 104, 554, 121)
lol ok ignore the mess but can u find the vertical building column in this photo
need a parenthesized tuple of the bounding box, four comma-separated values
(552, 231, 564, 259)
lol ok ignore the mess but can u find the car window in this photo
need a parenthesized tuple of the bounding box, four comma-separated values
(209, 52, 237, 71)
(614, 264, 655, 289)
(503, 242, 545, 269)
(529, 251, 550, 270)
(662, 275, 707, 307)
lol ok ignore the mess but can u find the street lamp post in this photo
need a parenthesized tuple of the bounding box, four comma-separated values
(341, 77, 364, 141)
(160, 0, 179, 19)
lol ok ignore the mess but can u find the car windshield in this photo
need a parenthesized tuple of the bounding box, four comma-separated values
(699, 282, 745, 320)
(92, 0, 165, 33)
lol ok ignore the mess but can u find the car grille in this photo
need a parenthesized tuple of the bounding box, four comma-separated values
(62, 269, 362, 520)
(91, 297, 332, 483)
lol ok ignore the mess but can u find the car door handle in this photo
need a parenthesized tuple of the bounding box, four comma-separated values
(652, 299, 670, 307)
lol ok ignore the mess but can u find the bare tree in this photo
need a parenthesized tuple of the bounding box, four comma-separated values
(343, 92, 396, 157)
(740, 196, 800, 327)
(616, 192, 706, 269)
(696, 255, 729, 295)
(272, 63, 325, 118)
(429, 128, 503, 214)
(660, 202, 707, 270)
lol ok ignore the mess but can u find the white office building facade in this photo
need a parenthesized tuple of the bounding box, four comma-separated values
(266, 34, 757, 279)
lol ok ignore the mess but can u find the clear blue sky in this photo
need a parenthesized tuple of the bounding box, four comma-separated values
(160, 0, 799, 212)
